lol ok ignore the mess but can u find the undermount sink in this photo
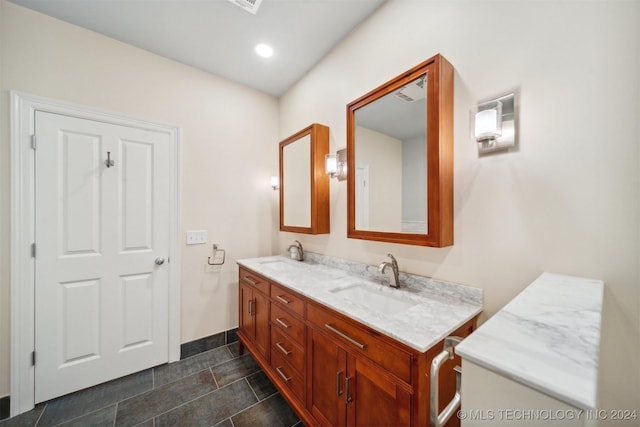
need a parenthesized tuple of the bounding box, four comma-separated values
(330, 284, 418, 315)
(258, 260, 291, 271)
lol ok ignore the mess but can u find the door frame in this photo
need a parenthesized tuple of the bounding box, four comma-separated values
(10, 91, 182, 417)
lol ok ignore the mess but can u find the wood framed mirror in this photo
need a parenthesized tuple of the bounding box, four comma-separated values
(347, 54, 453, 247)
(279, 123, 330, 234)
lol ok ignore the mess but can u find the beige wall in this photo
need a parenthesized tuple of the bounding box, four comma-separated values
(0, 1, 279, 398)
(278, 0, 640, 420)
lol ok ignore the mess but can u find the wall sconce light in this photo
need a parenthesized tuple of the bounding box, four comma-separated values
(473, 93, 516, 155)
(325, 148, 347, 181)
(270, 175, 279, 190)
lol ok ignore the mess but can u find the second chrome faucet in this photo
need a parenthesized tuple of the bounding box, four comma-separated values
(378, 254, 400, 288)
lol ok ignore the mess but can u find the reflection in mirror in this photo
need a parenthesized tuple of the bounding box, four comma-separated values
(279, 123, 330, 234)
(355, 74, 427, 233)
(347, 54, 454, 247)
(282, 134, 311, 228)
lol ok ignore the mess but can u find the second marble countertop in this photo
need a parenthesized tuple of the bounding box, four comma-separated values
(237, 253, 482, 353)
(455, 272, 604, 410)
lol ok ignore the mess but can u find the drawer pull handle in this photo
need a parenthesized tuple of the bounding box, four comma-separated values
(275, 342, 291, 355)
(275, 317, 291, 329)
(247, 299, 254, 315)
(335, 371, 343, 397)
(276, 295, 291, 304)
(345, 376, 352, 404)
(244, 276, 259, 285)
(325, 323, 367, 350)
(275, 366, 291, 382)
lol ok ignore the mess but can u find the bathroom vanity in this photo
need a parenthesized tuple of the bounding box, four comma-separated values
(455, 273, 605, 426)
(237, 253, 482, 427)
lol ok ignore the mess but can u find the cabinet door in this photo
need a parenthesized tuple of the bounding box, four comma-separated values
(239, 282, 254, 341)
(253, 290, 270, 359)
(349, 356, 411, 427)
(309, 328, 347, 426)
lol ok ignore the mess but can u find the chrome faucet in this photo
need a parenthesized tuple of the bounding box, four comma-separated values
(287, 240, 304, 261)
(378, 254, 400, 288)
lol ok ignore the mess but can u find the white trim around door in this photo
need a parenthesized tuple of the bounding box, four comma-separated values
(9, 91, 181, 417)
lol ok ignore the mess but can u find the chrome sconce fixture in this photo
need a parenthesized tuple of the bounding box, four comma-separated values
(325, 148, 347, 181)
(270, 175, 279, 190)
(473, 93, 516, 155)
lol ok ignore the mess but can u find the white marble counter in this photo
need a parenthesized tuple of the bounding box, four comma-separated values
(455, 273, 604, 410)
(237, 253, 482, 353)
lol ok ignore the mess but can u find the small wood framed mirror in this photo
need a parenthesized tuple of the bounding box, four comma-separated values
(347, 54, 454, 247)
(279, 123, 330, 234)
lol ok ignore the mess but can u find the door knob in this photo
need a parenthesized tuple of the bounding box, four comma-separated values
(155, 257, 165, 265)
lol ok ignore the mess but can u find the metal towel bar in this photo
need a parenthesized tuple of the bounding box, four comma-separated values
(430, 336, 463, 427)
(207, 244, 226, 266)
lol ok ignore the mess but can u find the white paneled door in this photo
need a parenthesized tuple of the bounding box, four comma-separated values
(34, 111, 171, 403)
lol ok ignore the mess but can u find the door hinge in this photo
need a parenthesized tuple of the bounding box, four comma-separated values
(31, 135, 36, 150)
(31, 243, 36, 258)
(31, 351, 36, 366)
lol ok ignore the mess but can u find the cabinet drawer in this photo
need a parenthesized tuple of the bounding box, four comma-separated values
(271, 304, 305, 346)
(307, 302, 412, 384)
(271, 349, 304, 402)
(270, 283, 305, 317)
(271, 326, 305, 373)
(239, 268, 270, 294)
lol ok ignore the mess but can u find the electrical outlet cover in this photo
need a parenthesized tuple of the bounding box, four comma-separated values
(186, 230, 207, 245)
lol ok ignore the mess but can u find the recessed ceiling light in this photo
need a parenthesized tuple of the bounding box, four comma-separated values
(255, 43, 274, 58)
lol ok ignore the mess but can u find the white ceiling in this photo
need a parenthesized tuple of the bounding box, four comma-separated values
(8, 0, 386, 96)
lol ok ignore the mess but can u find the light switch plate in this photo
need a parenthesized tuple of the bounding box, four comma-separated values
(186, 230, 207, 245)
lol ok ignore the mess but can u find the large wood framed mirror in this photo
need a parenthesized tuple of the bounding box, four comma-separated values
(347, 54, 453, 247)
(279, 123, 330, 234)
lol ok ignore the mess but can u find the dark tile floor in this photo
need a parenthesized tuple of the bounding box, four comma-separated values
(0, 343, 301, 427)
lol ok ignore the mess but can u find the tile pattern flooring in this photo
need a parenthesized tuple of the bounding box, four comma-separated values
(0, 341, 301, 427)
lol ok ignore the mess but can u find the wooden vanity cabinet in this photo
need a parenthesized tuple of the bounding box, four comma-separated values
(270, 283, 307, 404)
(308, 327, 411, 426)
(238, 269, 270, 361)
(237, 266, 477, 427)
(307, 300, 413, 426)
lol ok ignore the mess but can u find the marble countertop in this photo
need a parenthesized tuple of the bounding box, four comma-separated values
(455, 272, 604, 410)
(237, 253, 482, 353)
